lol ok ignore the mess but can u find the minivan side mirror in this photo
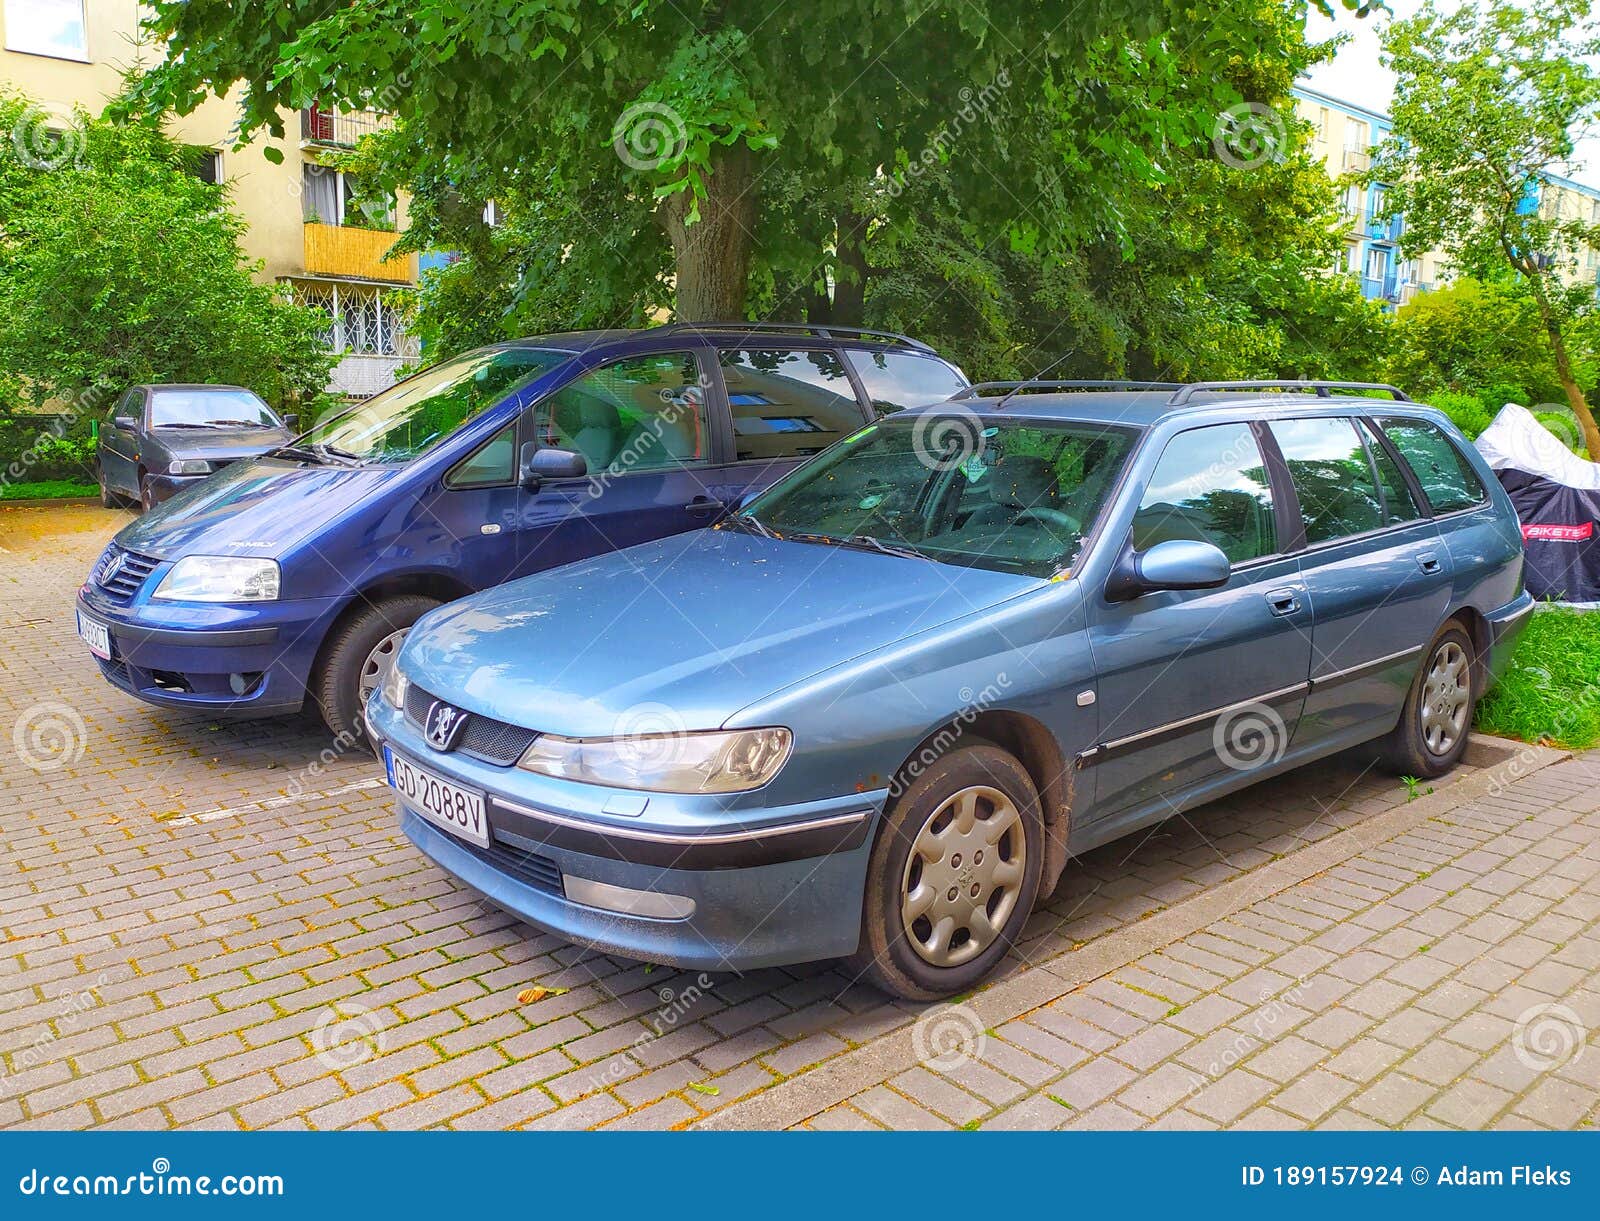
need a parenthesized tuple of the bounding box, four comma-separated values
(1105, 539, 1231, 602)
(519, 442, 587, 489)
(113, 415, 137, 431)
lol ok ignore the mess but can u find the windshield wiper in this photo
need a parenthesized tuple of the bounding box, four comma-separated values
(269, 444, 340, 466)
(840, 533, 932, 562)
(208, 419, 273, 428)
(729, 512, 779, 540)
(313, 442, 363, 464)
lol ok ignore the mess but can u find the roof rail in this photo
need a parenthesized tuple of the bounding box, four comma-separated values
(649, 320, 936, 354)
(1167, 380, 1412, 406)
(955, 379, 1182, 399)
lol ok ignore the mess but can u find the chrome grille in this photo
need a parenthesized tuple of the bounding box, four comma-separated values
(404, 684, 540, 767)
(93, 545, 160, 604)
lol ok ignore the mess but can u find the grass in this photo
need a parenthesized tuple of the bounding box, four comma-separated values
(0, 479, 97, 501)
(1476, 605, 1600, 749)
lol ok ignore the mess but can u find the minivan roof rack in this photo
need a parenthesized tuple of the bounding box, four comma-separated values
(650, 320, 936, 354)
(955, 380, 1182, 399)
(1167, 380, 1412, 406)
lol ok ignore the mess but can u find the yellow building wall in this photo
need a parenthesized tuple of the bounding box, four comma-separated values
(0, 0, 411, 285)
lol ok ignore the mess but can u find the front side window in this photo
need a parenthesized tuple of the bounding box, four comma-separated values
(1133, 423, 1276, 564)
(741, 416, 1136, 578)
(1378, 417, 1487, 513)
(538, 352, 708, 476)
(303, 347, 567, 464)
(149, 389, 280, 430)
(1271, 416, 1384, 544)
(719, 348, 863, 461)
(843, 351, 967, 416)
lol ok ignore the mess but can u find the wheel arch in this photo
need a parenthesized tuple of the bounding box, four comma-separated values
(307, 571, 472, 692)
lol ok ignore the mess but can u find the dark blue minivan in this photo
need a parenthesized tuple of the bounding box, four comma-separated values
(75, 325, 968, 740)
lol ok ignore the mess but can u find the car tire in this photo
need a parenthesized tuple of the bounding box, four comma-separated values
(312, 595, 441, 752)
(136, 470, 153, 513)
(846, 743, 1044, 1002)
(1378, 622, 1476, 779)
(97, 463, 120, 508)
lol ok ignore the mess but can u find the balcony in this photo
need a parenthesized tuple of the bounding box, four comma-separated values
(303, 223, 415, 285)
(1342, 148, 1370, 173)
(302, 106, 394, 149)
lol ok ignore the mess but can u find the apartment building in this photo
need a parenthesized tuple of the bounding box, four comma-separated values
(1530, 171, 1600, 291)
(1293, 84, 1448, 308)
(1, 0, 419, 396)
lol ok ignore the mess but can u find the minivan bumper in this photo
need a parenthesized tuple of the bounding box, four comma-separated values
(370, 694, 882, 971)
(76, 583, 342, 717)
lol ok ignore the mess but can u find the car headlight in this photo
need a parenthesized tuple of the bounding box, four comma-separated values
(517, 727, 792, 794)
(379, 657, 409, 710)
(168, 459, 212, 475)
(152, 556, 280, 602)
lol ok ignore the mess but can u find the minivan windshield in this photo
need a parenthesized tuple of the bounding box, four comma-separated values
(738, 414, 1137, 577)
(300, 347, 570, 464)
(150, 389, 280, 429)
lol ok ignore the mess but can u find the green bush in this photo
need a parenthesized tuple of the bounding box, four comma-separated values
(1427, 390, 1494, 439)
(1478, 607, 1600, 749)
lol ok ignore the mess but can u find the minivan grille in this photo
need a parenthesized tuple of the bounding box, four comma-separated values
(404, 684, 540, 767)
(93, 545, 160, 604)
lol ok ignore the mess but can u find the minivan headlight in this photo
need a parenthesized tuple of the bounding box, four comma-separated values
(152, 556, 280, 602)
(517, 727, 792, 794)
(168, 459, 212, 475)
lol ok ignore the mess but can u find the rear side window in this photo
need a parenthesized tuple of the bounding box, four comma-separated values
(1377, 417, 1487, 513)
(1270, 416, 1384, 544)
(1361, 420, 1422, 524)
(843, 351, 967, 415)
(1133, 422, 1277, 564)
(719, 348, 865, 460)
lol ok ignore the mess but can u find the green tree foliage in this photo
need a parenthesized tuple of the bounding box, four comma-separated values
(136, 0, 1377, 325)
(0, 91, 333, 412)
(1373, 0, 1600, 455)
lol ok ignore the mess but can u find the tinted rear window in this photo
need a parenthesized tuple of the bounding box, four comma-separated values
(843, 351, 968, 415)
(1377, 417, 1487, 513)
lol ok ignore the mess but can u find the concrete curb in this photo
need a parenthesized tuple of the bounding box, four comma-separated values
(696, 735, 1570, 1130)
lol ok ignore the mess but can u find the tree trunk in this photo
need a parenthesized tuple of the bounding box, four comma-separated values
(1526, 273, 1600, 459)
(830, 210, 871, 326)
(659, 144, 756, 322)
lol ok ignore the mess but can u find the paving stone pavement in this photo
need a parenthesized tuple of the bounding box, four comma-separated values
(0, 502, 1593, 1131)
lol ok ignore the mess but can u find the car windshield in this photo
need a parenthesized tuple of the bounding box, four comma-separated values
(739, 414, 1138, 577)
(150, 389, 280, 429)
(300, 347, 570, 464)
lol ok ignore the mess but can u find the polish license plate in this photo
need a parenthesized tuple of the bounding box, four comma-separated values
(77, 610, 111, 659)
(385, 746, 490, 848)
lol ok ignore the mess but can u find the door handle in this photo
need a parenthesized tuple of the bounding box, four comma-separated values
(1265, 588, 1300, 616)
(1417, 552, 1442, 575)
(685, 496, 720, 518)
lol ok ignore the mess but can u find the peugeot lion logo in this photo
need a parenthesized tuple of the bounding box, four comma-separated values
(424, 700, 467, 752)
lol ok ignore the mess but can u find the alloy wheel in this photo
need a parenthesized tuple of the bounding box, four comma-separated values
(358, 628, 410, 713)
(1420, 640, 1470, 756)
(899, 784, 1027, 967)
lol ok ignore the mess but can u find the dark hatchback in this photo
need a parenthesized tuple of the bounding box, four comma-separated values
(76, 325, 968, 742)
(96, 384, 296, 510)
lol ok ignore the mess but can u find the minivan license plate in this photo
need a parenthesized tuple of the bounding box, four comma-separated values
(77, 610, 111, 660)
(385, 747, 489, 848)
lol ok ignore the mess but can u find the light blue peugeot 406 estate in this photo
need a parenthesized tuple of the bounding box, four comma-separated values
(367, 380, 1533, 1000)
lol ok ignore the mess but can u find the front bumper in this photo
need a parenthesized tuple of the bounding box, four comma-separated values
(76, 582, 343, 718)
(370, 693, 883, 971)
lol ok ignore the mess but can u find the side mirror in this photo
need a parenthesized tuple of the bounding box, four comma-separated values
(519, 443, 587, 489)
(736, 489, 760, 512)
(113, 415, 136, 431)
(282, 414, 299, 432)
(1105, 539, 1231, 602)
